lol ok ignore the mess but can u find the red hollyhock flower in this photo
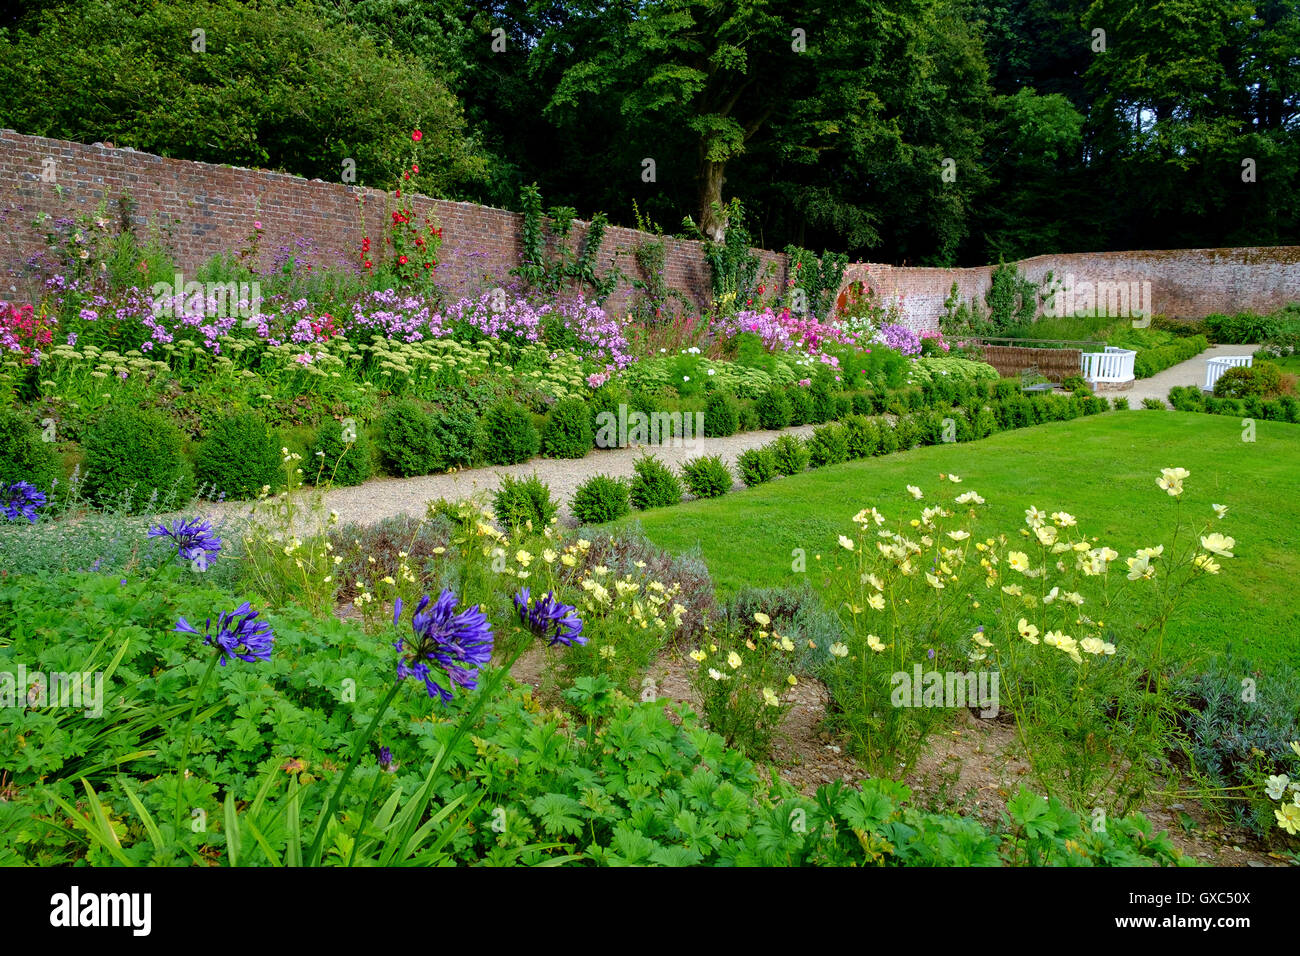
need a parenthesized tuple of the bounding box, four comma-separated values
(362, 237, 371, 252)
(363, 260, 372, 269)
(398, 255, 408, 265)
(412, 129, 422, 142)
(412, 164, 419, 173)
(395, 188, 402, 197)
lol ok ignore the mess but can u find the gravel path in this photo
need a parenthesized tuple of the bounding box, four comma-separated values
(205, 423, 818, 528)
(1120, 343, 1259, 405)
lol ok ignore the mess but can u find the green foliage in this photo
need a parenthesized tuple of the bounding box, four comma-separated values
(492, 474, 558, 531)
(81, 408, 194, 512)
(541, 398, 594, 459)
(0, 408, 60, 497)
(1213, 362, 1286, 400)
(628, 454, 682, 510)
(806, 423, 849, 467)
(194, 411, 280, 500)
(380, 400, 440, 477)
(1132, 336, 1209, 378)
(570, 474, 631, 524)
(306, 417, 375, 487)
(0, 0, 488, 193)
(754, 386, 793, 430)
(478, 401, 540, 466)
(735, 446, 776, 487)
(786, 385, 812, 426)
(680, 456, 733, 499)
(703, 390, 739, 437)
(768, 434, 809, 476)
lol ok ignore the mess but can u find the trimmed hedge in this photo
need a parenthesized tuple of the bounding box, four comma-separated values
(571, 474, 631, 524)
(194, 411, 281, 500)
(0, 408, 60, 497)
(81, 408, 195, 512)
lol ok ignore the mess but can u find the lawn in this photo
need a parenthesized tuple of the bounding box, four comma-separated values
(625, 410, 1300, 670)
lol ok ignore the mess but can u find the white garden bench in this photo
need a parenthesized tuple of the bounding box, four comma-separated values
(1080, 346, 1136, 385)
(1204, 355, 1252, 391)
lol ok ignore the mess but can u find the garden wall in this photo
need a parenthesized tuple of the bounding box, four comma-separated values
(2, 131, 1298, 332)
(0, 130, 780, 316)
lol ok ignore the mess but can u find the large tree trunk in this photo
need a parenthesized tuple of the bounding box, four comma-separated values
(697, 157, 728, 241)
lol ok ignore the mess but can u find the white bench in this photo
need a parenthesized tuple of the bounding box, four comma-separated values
(1081, 346, 1136, 385)
(1204, 355, 1252, 391)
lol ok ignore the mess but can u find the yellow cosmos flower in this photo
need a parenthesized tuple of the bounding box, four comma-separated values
(1200, 532, 1235, 558)
(925, 572, 944, 589)
(1008, 551, 1030, 573)
(689, 649, 707, 662)
(866, 634, 886, 652)
(779, 635, 795, 652)
(906, 485, 923, 499)
(753, 611, 771, 626)
(786, 674, 798, 686)
(727, 651, 742, 669)
(1018, 619, 1040, 644)
(829, 642, 849, 658)
(1212, 503, 1228, 519)
(762, 687, 781, 707)
(1275, 802, 1300, 836)
(838, 534, 856, 551)
(1193, 553, 1221, 574)
(867, 593, 886, 611)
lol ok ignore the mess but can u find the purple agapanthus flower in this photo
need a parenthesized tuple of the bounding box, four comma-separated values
(2, 481, 46, 523)
(148, 517, 222, 564)
(175, 602, 275, 666)
(513, 587, 586, 647)
(393, 590, 494, 703)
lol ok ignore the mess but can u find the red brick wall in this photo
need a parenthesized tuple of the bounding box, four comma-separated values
(840, 247, 1300, 333)
(4, 131, 1298, 330)
(0, 130, 785, 313)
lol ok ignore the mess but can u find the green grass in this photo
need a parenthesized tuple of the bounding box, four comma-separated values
(623, 411, 1300, 670)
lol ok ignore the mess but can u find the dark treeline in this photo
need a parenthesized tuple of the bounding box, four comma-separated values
(2, 0, 1297, 264)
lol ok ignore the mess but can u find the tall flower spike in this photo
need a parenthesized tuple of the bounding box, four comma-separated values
(393, 589, 494, 703)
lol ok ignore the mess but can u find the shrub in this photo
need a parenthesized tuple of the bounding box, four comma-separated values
(755, 386, 792, 430)
(570, 474, 631, 524)
(81, 408, 194, 511)
(834, 394, 852, 419)
(1141, 397, 1167, 410)
(1213, 362, 1285, 400)
(806, 423, 849, 467)
(874, 419, 898, 454)
(380, 400, 440, 477)
(970, 405, 997, 439)
(680, 455, 733, 498)
(307, 417, 375, 487)
(894, 415, 921, 449)
(1060, 374, 1088, 392)
(703, 390, 740, 437)
(851, 392, 876, 416)
(841, 414, 877, 459)
(736, 446, 776, 486)
(769, 434, 809, 476)
(786, 385, 812, 426)
(194, 411, 280, 500)
(1132, 335, 1208, 378)
(737, 400, 759, 431)
(0, 408, 60, 497)
(808, 381, 837, 423)
(479, 400, 540, 465)
(541, 397, 594, 459)
(1111, 396, 1130, 410)
(628, 454, 682, 510)
(492, 474, 558, 530)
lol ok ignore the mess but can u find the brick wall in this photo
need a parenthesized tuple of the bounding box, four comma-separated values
(3, 131, 1298, 331)
(0, 129, 784, 314)
(840, 247, 1300, 333)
